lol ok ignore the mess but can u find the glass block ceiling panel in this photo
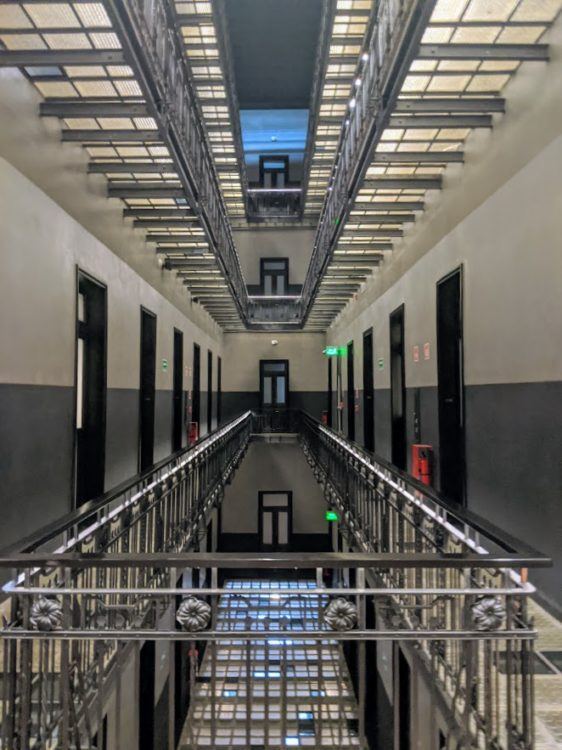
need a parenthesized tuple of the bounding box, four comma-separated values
(0, 0, 244, 328)
(306, 0, 562, 329)
(173, 0, 246, 221)
(303, 0, 372, 220)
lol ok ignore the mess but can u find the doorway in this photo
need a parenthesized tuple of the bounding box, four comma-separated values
(390, 305, 406, 470)
(259, 360, 289, 409)
(437, 267, 465, 505)
(259, 155, 289, 189)
(138, 640, 155, 750)
(192, 343, 201, 434)
(172, 329, 183, 452)
(259, 491, 292, 550)
(217, 356, 222, 426)
(347, 341, 355, 441)
(207, 350, 213, 434)
(327, 357, 333, 428)
(75, 270, 107, 506)
(260, 258, 289, 296)
(363, 328, 375, 452)
(139, 308, 156, 473)
(397, 647, 411, 750)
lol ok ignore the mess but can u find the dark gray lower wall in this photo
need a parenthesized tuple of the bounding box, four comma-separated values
(338, 381, 561, 613)
(465, 381, 562, 615)
(0, 384, 198, 550)
(105, 388, 139, 490)
(0, 383, 74, 549)
(222, 392, 326, 423)
(154, 389, 173, 463)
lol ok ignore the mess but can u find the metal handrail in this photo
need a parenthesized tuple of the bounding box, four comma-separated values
(299, 410, 550, 564)
(0, 411, 253, 557)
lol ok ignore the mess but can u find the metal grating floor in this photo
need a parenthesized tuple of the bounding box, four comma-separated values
(179, 580, 362, 748)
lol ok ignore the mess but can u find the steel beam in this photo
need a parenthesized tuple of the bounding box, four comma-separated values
(0, 50, 126, 66)
(352, 201, 425, 211)
(124, 208, 194, 218)
(89, 162, 174, 174)
(40, 101, 150, 118)
(349, 213, 416, 222)
(61, 130, 162, 142)
(335, 243, 393, 252)
(388, 114, 493, 129)
(107, 183, 184, 198)
(340, 228, 403, 237)
(417, 43, 549, 61)
(395, 97, 505, 113)
(373, 151, 463, 163)
(133, 219, 199, 228)
(362, 176, 442, 190)
(148, 234, 205, 242)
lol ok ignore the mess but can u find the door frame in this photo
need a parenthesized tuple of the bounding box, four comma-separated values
(363, 327, 375, 452)
(389, 304, 406, 470)
(347, 340, 355, 441)
(139, 306, 157, 473)
(327, 357, 333, 428)
(172, 328, 183, 452)
(260, 257, 289, 295)
(207, 349, 213, 434)
(258, 490, 293, 551)
(436, 265, 466, 505)
(259, 359, 290, 409)
(73, 267, 108, 507)
(192, 342, 201, 430)
(217, 356, 222, 426)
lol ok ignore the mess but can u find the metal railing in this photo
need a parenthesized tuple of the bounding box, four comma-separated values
(102, 0, 250, 321)
(0, 410, 550, 749)
(246, 190, 303, 221)
(0, 411, 252, 749)
(300, 0, 437, 322)
(298, 412, 550, 750)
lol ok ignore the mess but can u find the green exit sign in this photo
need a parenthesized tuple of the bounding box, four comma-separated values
(325, 510, 339, 522)
(323, 346, 346, 357)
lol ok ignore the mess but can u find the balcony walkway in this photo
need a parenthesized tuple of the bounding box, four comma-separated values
(180, 579, 361, 748)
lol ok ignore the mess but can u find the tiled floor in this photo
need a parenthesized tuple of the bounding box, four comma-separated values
(531, 601, 562, 750)
(179, 580, 362, 748)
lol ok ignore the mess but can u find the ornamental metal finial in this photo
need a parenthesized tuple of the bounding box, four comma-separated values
(323, 597, 358, 631)
(471, 596, 505, 631)
(30, 596, 63, 632)
(176, 596, 212, 632)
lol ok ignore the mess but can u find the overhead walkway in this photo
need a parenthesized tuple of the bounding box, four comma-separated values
(0, 410, 551, 749)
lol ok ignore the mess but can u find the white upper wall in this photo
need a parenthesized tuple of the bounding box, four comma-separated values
(0, 157, 221, 390)
(222, 332, 326, 392)
(0, 67, 221, 343)
(327, 16, 562, 389)
(233, 228, 315, 286)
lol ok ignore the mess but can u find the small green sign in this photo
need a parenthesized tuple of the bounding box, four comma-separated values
(162, 358, 168, 372)
(323, 346, 346, 357)
(377, 358, 384, 370)
(325, 510, 339, 522)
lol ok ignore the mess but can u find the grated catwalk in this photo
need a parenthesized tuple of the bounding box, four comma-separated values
(180, 579, 363, 748)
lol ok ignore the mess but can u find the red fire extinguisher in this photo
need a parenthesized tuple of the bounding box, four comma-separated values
(188, 422, 199, 446)
(411, 444, 433, 486)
